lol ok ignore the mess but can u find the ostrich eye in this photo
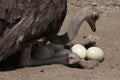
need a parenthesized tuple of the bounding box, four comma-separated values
(94, 14, 99, 20)
(93, 11, 99, 20)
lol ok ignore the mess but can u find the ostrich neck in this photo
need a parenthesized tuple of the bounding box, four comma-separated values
(49, 11, 87, 44)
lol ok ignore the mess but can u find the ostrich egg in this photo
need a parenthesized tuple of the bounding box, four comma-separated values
(71, 44, 87, 58)
(86, 47, 104, 62)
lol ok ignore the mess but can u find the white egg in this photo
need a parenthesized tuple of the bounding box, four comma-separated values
(54, 49, 72, 57)
(86, 47, 104, 62)
(31, 45, 55, 60)
(48, 43, 64, 52)
(71, 44, 87, 58)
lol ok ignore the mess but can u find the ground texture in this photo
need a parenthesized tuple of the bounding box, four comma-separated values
(1, 0, 120, 80)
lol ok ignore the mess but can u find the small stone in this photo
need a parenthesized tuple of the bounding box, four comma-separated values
(91, 3, 98, 6)
(40, 69, 44, 72)
(87, 34, 99, 41)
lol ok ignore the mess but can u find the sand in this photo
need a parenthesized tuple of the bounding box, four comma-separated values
(0, 0, 120, 80)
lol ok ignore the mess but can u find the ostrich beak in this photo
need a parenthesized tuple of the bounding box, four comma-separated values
(86, 18, 96, 32)
(86, 12, 99, 32)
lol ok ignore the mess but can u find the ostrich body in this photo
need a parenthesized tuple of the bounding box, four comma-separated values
(0, 0, 99, 68)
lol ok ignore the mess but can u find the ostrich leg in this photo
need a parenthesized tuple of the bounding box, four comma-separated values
(19, 43, 43, 67)
(20, 44, 80, 67)
(20, 44, 99, 69)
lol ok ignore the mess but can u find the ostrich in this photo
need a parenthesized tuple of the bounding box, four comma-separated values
(0, 0, 99, 68)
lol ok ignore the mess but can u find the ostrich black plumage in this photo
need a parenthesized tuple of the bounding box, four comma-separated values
(0, 0, 99, 68)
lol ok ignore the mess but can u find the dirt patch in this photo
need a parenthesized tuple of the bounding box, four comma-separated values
(1, 0, 120, 80)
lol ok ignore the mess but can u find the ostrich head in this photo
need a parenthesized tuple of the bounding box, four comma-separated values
(48, 5, 99, 44)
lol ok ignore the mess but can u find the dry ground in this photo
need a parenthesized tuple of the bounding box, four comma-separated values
(0, 0, 120, 80)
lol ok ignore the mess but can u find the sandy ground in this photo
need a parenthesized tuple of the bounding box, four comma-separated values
(1, 0, 120, 80)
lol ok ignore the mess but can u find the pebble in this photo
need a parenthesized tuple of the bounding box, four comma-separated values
(91, 2, 98, 6)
